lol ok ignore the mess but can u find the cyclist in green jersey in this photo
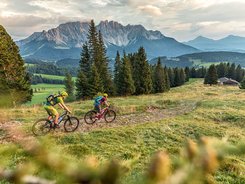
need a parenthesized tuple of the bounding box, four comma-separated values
(44, 91, 71, 128)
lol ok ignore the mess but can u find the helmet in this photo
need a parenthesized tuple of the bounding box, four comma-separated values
(103, 93, 108, 97)
(60, 91, 68, 97)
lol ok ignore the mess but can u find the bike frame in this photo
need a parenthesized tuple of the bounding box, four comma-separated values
(50, 111, 68, 125)
(97, 107, 109, 119)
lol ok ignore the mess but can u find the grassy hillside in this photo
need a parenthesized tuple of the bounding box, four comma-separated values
(29, 83, 65, 105)
(1, 79, 245, 183)
(34, 73, 77, 81)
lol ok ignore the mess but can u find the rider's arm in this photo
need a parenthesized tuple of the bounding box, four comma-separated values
(104, 101, 110, 107)
(59, 102, 71, 113)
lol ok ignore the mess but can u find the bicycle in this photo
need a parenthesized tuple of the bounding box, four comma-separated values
(84, 106, 116, 124)
(32, 111, 80, 136)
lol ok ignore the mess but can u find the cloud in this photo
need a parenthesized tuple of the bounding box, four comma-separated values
(138, 5, 162, 16)
(1, 0, 245, 41)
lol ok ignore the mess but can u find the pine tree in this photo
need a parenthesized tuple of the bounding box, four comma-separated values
(190, 67, 196, 78)
(204, 64, 218, 85)
(0, 25, 32, 106)
(80, 42, 91, 77)
(76, 71, 89, 100)
(64, 72, 75, 101)
(168, 68, 175, 87)
(174, 68, 181, 87)
(239, 76, 245, 89)
(217, 63, 228, 78)
(235, 64, 244, 82)
(132, 47, 153, 94)
(184, 67, 190, 82)
(180, 68, 186, 85)
(114, 51, 122, 95)
(88, 20, 99, 67)
(227, 63, 236, 79)
(153, 58, 165, 93)
(76, 42, 91, 100)
(89, 64, 102, 97)
(97, 31, 114, 95)
(117, 53, 135, 95)
(164, 66, 170, 91)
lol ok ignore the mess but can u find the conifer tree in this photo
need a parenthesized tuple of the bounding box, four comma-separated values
(217, 63, 228, 78)
(89, 64, 102, 97)
(132, 47, 153, 94)
(239, 76, 245, 89)
(114, 51, 122, 95)
(174, 68, 181, 87)
(64, 72, 75, 101)
(88, 20, 99, 67)
(80, 42, 91, 76)
(153, 58, 165, 93)
(76, 42, 90, 99)
(180, 68, 186, 85)
(0, 25, 32, 106)
(184, 67, 190, 81)
(190, 67, 196, 78)
(168, 68, 175, 87)
(164, 66, 170, 91)
(204, 64, 218, 85)
(235, 64, 244, 82)
(97, 31, 114, 95)
(117, 53, 135, 95)
(227, 63, 236, 79)
(76, 71, 89, 100)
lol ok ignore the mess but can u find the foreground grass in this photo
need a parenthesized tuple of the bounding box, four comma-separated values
(1, 79, 245, 183)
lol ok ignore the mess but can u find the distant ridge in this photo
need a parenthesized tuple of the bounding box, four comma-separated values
(184, 35, 245, 52)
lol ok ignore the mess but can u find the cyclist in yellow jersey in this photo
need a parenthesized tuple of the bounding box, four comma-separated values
(44, 91, 71, 128)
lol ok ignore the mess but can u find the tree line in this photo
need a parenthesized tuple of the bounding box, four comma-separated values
(189, 63, 245, 82)
(75, 20, 188, 100)
(198, 63, 245, 85)
(27, 61, 77, 77)
(31, 74, 64, 85)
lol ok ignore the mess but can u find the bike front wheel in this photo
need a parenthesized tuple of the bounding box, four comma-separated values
(84, 110, 97, 124)
(64, 117, 80, 132)
(32, 119, 52, 136)
(104, 110, 116, 123)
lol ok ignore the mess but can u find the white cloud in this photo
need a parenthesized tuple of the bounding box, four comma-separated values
(0, 0, 245, 41)
(138, 5, 162, 16)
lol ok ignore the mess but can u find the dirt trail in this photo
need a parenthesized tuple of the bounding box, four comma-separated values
(0, 101, 197, 143)
(78, 101, 197, 132)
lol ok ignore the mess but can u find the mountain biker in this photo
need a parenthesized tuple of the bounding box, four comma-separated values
(94, 93, 109, 118)
(44, 91, 72, 128)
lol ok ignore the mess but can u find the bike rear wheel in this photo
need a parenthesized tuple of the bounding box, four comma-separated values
(32, 119, 52, 136)
(64, 117, 80, 132)
(84, 110, 97, 124)
(104, 110, 116, 123)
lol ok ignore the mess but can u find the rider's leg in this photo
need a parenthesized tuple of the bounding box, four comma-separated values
(95, 105, 101, 119)
(49, 107, 59, 126)
(54, 114, 59, 125)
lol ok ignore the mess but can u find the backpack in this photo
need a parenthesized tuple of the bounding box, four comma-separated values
(46, 93, 60, 106)
(94, 96, 103, 105)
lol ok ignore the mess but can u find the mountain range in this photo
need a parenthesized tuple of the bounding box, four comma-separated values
(16, 20, 199, 61)
(184, 35, 245, 52)
(17, 20, 245, 62)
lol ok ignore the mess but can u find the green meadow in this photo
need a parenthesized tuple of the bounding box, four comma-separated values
(0, 79, 245, 183)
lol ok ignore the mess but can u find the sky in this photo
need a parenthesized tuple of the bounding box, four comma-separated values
(0, 0, 245, 41)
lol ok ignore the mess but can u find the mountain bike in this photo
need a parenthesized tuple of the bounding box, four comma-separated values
(32, 111, 80, 136)
(84, 106, 116, 124)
